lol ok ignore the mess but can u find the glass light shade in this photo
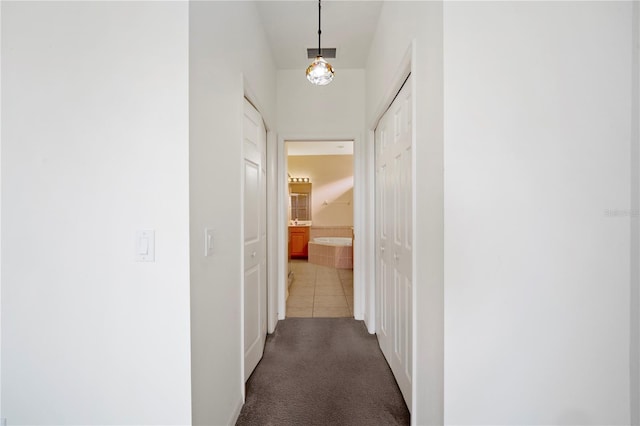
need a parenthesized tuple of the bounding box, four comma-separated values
(306, 56, 335, 86)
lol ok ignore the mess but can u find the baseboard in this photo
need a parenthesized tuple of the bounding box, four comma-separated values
(228, 397, 244, 426)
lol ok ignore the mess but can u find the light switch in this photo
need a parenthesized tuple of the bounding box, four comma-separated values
(136, 230, 155, 262)
(138, 236, 149, 255)
(205, 228, 214, 257)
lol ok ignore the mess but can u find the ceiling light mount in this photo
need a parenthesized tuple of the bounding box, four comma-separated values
(306, 0, 334, 86)
(307, 48, 336, 60)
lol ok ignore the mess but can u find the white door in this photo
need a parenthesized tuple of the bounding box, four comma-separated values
(243, 98, 267, 381)
(375, 76, 413, 409)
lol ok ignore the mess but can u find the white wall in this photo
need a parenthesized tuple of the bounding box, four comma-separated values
(189, 2, 276, 425)
(277, 69, 364, 138)
(365, 2, 445, 424)
(443, 2, 632, 424)
(1, 2, 191, 425)
(632, 2, 640, 424)
(0, 3, 3, 421)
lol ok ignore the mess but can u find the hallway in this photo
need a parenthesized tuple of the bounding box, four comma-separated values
(236, 318, 410, 425)
(2, 1, 637, 425)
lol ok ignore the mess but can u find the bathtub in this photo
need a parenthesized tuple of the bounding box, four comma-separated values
(308, 237, 353, 269)
(313, 237, 353, 246)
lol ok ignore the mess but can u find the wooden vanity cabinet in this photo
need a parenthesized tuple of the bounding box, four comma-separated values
(289, 226, 310, 259)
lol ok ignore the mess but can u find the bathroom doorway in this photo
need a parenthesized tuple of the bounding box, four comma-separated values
(284, 140, 355, 318)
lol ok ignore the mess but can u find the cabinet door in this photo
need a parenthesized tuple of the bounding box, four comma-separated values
(290, 228, 309, 258)
(290, 231, 305, 257)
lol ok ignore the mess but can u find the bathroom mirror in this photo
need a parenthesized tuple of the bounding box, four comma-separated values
(289, 183, 311, 221)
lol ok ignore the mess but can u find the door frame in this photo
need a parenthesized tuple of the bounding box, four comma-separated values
(240, 97, 267, 383)
(274, 43, 414, 332)
(276, 134, 365, 323)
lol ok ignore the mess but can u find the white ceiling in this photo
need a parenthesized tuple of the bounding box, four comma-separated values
(287, 141, 354, 156)
(255, 1, 383, 69)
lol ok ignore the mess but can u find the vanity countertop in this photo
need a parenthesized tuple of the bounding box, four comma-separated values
(289, 220, 312, 227)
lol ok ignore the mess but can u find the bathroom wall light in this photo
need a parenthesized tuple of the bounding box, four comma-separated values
(289, 177, 311, 183)
(306, 0, 334, 86)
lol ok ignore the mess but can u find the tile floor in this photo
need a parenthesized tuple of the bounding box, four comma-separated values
(286, 260, 353, 318)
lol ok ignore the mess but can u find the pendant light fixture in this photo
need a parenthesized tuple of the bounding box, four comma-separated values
(306, 0, 334, 86)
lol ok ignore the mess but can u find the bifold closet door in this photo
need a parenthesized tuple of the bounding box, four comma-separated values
(375, 76, 413, 410)
(243, 98, 267, 381)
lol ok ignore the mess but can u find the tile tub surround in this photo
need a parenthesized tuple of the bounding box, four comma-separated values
(308, 240, 353, 269)
(310, 226, 353, 239)
(286, 260, 353, 318)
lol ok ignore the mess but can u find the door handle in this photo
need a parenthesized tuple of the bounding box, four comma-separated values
(394, 252, 399, 260)
(252, 251, 257, 258)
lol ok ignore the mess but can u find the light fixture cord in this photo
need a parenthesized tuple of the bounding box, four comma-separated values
(317, 0, 322, 56)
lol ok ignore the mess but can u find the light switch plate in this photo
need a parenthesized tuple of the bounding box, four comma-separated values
(136, 230, 155, 262)
(205, 228, 214, 256)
